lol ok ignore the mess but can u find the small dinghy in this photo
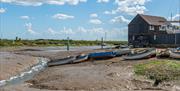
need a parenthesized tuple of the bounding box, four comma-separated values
(48, 56, 76, 67)
(122, 48, 156, 60)
(113, 48, 131, 57)
(73, 54, 89, 63)
(169, 48, 180, 59)
(88, 51, 116, 59)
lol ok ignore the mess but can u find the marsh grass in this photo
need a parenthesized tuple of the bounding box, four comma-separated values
(134, 60, 180, 86)
(0, 39, 127, 47)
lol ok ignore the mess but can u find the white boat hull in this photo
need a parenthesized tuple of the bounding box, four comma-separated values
(169, 50, 180, 59)
(122, 49, 156, 60)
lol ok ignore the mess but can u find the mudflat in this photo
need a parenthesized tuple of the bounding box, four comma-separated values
(0, 52, 38, 80)
(0, 47, 180, 91)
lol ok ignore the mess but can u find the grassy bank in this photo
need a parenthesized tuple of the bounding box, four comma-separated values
(134, 60, 180, 86)
(0, 39, 127, 47)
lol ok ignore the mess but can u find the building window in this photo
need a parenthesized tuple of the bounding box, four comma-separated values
(149, 25, 154, 30)
(154, 35, 156, 40)
(159, 26, 166, 31)
(132, 35, 135, 40)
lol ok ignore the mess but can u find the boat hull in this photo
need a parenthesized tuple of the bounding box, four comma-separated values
(88, 52, 115, 59)
(122, 48, 156, 60)
(48, 56, 76, 67)
(73, 55, 88, 63)
(169, 50, 180, 59)
(113, 48, 131, 56)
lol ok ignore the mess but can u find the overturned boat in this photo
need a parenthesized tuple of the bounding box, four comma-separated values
(48, 56, 76, 67)
(88, 51, 116, 59)
(169, 48, 180, 59)
(122, 48, 156, 60)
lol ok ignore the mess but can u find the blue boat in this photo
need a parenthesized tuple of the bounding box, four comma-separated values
(88, 51, 116, 59)
(177, 47, 180, 51)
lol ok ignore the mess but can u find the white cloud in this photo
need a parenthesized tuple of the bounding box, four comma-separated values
(52, 13, 74, 20)
(47, 27, 60, 35)
(97, 0, 109, 3)
(47, 27, 75, 35)
(42, 26, 128, 40)
(89, 19, 102, 24)
(90, 13, 98, 18)
(60, 27, 75, 35)
(77, 27, 128, 40)
(0, 0, 87, 6)
(25, 23, 38, 34)
(114, 0, 150, 15)
(110, 16, 130, 24)
(20, 16, 30, 20)
(0, 8, 6, 13)
(103, 10, 116, 15)
(168, 14, 180, 26)
(172, 14, 180, 20)
(104, 11, 111, 15)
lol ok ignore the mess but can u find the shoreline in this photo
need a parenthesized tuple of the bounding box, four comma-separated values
(0, 57, 48, 87)
(0, 52, 40, 80)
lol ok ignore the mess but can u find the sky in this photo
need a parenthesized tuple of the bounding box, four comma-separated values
(0, 0, 180, 40)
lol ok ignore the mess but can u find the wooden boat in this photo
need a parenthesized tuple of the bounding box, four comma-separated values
(73, 55, 89, 63)
(113, 48, 131, 56)
(169, 48, 180, 59)
(88, 51, 115, 59)
(122, 48, 156, 60)
(48, 56, 76, 67)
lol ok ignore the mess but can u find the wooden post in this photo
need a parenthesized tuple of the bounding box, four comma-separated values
(67, 37, 70, 51)
(101, 37, 103, 49)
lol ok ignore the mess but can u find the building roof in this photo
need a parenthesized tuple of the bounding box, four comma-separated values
(139, 14, 171, 26)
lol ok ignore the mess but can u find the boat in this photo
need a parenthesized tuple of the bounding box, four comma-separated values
(114, 45, 130, 49)
(113, 48, 131, 56)
(88, 51, 116, 59)
(156, 49, 170, 58)
(122, 48, 156, 60)
(48, 56, 76, 67)
(73, 54, 89, 63)
(169, 48, 180, 59)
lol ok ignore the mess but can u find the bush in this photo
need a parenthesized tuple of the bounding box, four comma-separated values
(134, 60, 180, 86)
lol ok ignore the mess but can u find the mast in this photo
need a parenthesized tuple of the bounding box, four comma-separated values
(179, 0, 180, 28)
(175, 0, 180, 46)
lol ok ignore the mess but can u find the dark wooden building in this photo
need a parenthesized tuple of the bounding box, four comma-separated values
(128, 14, 180, 47)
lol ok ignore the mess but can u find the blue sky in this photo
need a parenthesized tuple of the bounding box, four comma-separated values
(0, 0, 179, 40)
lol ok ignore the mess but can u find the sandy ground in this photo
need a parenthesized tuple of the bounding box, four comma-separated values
(0, 47, 180, 91)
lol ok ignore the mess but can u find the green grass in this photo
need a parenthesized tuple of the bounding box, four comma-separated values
(0, 39, 127, 47)
(134, 60, 180, 85)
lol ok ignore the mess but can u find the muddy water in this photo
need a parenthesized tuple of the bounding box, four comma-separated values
(0, 58, 49, 87)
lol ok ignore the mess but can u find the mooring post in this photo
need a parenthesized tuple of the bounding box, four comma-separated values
(67, 37, 70, 51)
(101, 37, 104, 49)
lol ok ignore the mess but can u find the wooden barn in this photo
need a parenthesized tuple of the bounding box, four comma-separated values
(128, 14, 180, 48)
